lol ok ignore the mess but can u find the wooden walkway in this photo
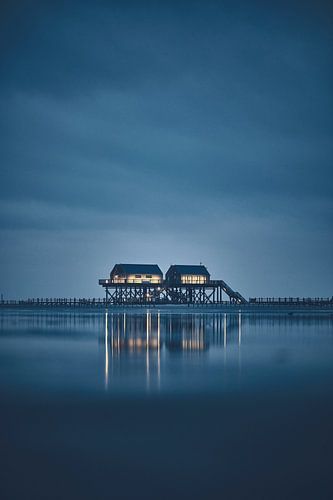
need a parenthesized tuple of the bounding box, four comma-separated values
(0, 297, 332, 308)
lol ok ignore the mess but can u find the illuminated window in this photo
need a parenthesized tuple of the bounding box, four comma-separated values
(181, 275, 207, 284)
(113, 277, 125, 283)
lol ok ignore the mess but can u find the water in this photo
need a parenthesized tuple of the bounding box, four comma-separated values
(0, 309, 333, 499)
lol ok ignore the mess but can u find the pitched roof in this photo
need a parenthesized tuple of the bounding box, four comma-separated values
(112, 264, 163, 275)
(167, 265, 210, 276)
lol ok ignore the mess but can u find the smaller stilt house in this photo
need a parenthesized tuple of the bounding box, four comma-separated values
(165, 265, 210, 284)
(110, 264, 163, 284)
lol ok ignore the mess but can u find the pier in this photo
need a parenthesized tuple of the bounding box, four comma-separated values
(1, 263, 331, 310)
(1, 296, 331, 310)
(99, 280, 247, 306)
(99, 263, 248, 305)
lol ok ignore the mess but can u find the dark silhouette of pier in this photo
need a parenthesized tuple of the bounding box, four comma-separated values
(0, 296, 332, 310)
(99, 263, 248, 305)
(1, 263, 331, 309)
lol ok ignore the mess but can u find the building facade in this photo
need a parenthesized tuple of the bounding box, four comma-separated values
(165, 265, 210, 284)
(110, 264, 163, 284)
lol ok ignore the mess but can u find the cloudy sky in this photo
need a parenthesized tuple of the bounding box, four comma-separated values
(0, 0, 332, 298)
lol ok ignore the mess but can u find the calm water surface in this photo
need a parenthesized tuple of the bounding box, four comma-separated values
(0, 309, 333, 499)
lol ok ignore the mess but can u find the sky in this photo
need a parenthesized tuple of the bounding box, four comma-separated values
(0, 0, 332, 299)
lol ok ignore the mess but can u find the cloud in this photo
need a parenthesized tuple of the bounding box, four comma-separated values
(0, 0, 332, 295)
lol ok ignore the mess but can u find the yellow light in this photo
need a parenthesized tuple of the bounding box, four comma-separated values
(105, 312, 108, 390)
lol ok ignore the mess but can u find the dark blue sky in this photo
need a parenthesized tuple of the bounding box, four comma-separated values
(0, 0, 332, 298)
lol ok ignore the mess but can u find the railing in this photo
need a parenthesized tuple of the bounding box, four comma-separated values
(249, 297, 332, 305)
(0, 297, 332, 308)
(0, 298, 107, 307)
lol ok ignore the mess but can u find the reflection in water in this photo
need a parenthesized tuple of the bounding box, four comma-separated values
(0, 310, 332, 396)
(224, 313, 227, 348)
(157, 312, 160, 388)
(105, 311, 108, 390)
(1, 310, 333, 500)
(238, 311, 242, 378)
(146, 311, 150, 390)
(103, 311, 242, 391)
(1, 311, 330, 333)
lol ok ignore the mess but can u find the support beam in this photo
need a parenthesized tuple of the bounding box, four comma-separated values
(99, 279, 248, 305)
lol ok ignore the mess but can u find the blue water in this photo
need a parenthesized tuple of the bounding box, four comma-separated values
(0, 309, 332, 499)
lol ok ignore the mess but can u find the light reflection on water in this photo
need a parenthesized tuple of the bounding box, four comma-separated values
(1, 309, 333, 500)
(0, 309, 332, 395)
(103, 311, 242, 392)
